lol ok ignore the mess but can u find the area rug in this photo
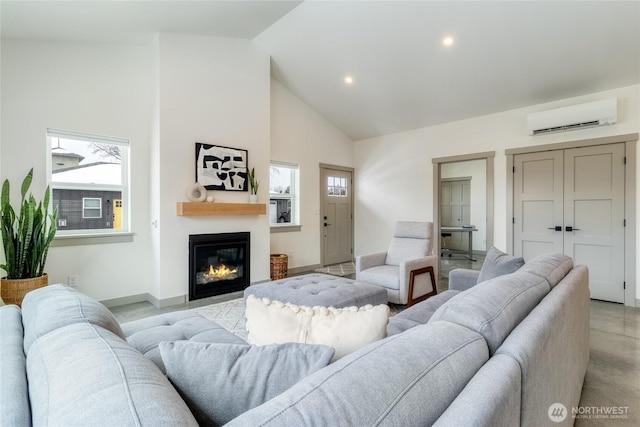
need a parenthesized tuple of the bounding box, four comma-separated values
(192, 298, 248, 341)
(191, 296, 402, 341)
(313, 261, 356, 277)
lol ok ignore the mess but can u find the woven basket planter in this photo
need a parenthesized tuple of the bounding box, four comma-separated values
(1, 273, 48, 307)
(270, 254, 288, 280)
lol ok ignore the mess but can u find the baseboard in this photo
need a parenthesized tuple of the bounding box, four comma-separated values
(147, 293, 187, 309)
(100, 293, 149, 308)
(100, 292, 187, 309)
(288, 264, 321, 275)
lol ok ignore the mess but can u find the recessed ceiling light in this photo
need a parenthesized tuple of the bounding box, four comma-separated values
(443, 36, 454, 47)
(344, 76, 354, 85)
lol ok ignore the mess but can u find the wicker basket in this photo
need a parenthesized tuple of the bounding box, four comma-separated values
(270, 254, 288, 280)
(1, 273, 49, 307)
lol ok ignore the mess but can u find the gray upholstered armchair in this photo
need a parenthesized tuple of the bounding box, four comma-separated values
(356, 221, 437, 306)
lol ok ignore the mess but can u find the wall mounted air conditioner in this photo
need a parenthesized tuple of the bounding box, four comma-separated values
(527, 98, 617, 136)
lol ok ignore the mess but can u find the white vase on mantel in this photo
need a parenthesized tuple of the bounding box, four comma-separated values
(248, 194, 258, 204)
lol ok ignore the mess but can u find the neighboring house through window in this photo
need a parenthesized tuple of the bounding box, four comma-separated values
(47, 129, 129, 234)
(269, 162, 299, 227)
(82, 197, 102, 218)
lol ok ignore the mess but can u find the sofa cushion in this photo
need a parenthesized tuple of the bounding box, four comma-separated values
(386, 221, 433, 266)
(517, 252, 573, 288)
(245, 295, 389, 361)
(160, 341, 334, 426)
(27, 322, 198, 426)
(122, 310, 245, 373)
(447, 268, 482, 291)
(476, 246, 525, 283)
(387, 290, 460, 335)
(21, 284, 125, 354)
(357, 264, 400, 289)
(0, 305, 30, 427)
(386, 239, 429, 266)
(226, 321, 489, 427)
(429, 271, 551, 354)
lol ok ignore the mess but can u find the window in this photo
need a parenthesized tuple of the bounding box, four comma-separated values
(82, 198, 102, 218)
(47, 129, 129, 235)
(269, 162, 299, 227)
(327, 176, 348, 197)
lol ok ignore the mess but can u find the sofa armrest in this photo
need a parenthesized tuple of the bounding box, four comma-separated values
(0, 305, 31, 427)
(448, 268, 480, 291)
(403, 255, 438, 274)
(356, 251, 387, 273)
(400, 255, 438, 305)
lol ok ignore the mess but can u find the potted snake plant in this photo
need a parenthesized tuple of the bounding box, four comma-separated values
(0, 168, 57, 306)
(248, 167, 260, 203)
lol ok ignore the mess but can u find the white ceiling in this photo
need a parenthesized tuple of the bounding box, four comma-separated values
(0, 1, 303, 43)
(2, 1, 639, 140)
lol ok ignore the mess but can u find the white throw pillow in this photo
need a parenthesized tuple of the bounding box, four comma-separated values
(245, 295, 390, 361)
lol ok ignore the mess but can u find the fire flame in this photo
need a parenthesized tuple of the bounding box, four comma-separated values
(208, 264, 238, 278)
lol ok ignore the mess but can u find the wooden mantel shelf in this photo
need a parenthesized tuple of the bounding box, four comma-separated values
(177, 202, 266, 216)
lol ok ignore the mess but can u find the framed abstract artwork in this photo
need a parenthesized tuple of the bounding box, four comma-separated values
(195, 143, 248, 191)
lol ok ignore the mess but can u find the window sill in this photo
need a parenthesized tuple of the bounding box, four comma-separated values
(270, 225, 302, 233)
(52, 232, 134, 246)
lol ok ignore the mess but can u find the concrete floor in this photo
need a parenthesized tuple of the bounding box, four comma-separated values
(110, 257, 640, 425)
(575, 300, 639, 426)
(110, 290, 245, 323)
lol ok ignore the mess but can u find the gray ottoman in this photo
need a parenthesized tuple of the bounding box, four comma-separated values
(244, 273, 387, 308)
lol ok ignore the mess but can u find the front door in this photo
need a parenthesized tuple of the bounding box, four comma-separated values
(513, 143, 625, 303)
(321, 166, 354, 266)
(112, 199, 122, 229)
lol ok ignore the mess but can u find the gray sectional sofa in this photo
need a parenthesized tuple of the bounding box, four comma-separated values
(0, 252, 589, 426)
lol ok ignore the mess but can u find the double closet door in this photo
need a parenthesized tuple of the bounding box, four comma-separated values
(513, 143, 625, 303)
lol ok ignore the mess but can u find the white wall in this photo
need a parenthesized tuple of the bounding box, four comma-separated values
(153, 34, 271, 301)
(0, 35, 272, 304)
(0, 39, 153, 301)
(354, 84, 639, 297)
(441, 159, 486, 251)
(270, 79, 354, 269)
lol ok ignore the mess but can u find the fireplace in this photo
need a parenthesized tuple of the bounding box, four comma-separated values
(189, 232, 250, 300)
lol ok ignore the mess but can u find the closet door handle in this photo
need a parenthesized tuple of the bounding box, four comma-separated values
(548, 226, 562, 231)
(565, 226, 581, 232)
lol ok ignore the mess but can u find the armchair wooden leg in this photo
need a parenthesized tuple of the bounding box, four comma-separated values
(407, 266, 437, 307)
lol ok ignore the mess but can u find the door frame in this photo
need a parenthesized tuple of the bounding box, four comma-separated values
(319, 163, 355, 267)
(432, 151, 495, 262)
(506, 133, 638, 307)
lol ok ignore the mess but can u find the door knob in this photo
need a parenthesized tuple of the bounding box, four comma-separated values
(324, 223, 332, 227)
(565, 226, 581, 232)
(547, 226, 562, 231)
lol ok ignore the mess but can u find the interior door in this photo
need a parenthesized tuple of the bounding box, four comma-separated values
(440, 179, 471, 250)
(513, 143, 625, 303)
(513, 151, 564, 259)
(564, 144, 625, 303)
(321, 167, 353, 266)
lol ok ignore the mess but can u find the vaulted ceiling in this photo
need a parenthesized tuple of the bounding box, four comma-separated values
(2, 1, 639, 140)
